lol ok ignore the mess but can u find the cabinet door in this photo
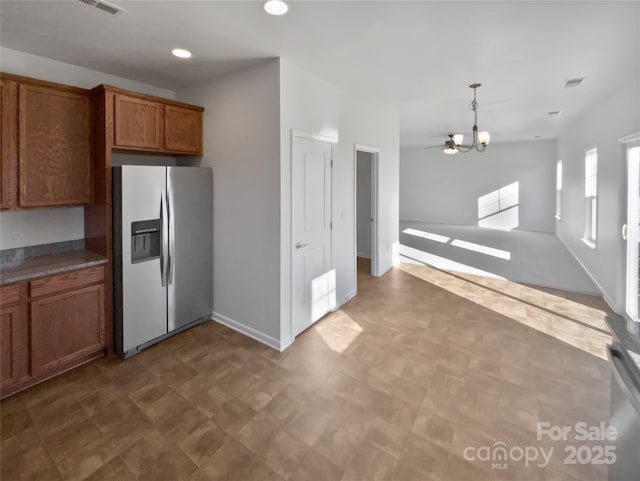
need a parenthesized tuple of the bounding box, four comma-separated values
(18, 83, 92, 207)
(114, 94, 163, 150)
(0, 304, 29, 389)
(30, 284, 105, 376)
(165, 105, 203, 154)
(0, 79, 18, 209)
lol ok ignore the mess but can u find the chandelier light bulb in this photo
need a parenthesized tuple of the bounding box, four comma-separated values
(452, 134, 464, 146)
(478, 131, 491, 145)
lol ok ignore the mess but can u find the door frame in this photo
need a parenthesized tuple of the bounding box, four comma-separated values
(621, 132, 640, 322)
(353, 144, 380, 293)
(290, 130, 336, 338)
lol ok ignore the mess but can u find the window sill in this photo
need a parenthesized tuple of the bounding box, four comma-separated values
(581, 238, 596, 249)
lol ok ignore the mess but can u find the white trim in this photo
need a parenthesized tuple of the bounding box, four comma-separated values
(292, 129, 338, 144)
(623, 143, 640, 322)
(357, 252, 371, 259)
(556, 236, 619, 313)
(212, 312, 293, 352)
(354, 144, 381, 290)
(581, 237, 597, 249)
(619, 132, 640, 144)
(335, 289, 357, 311)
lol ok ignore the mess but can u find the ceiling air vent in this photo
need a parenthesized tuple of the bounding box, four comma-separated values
(564, 78, 586, 88)
(78, 0, 125, 16)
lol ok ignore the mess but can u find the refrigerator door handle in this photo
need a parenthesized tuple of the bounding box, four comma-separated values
(167, 188, 175, 285)
(608, 343, 640, 413)
(160, 189, 168, 287)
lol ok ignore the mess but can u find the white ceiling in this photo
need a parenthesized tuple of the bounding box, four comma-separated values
(1, 1, 638, 147)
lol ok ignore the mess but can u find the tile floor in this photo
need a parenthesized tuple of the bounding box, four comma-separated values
(1, 259, 614, 481)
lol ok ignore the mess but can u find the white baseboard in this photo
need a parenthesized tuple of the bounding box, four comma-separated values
(211, 312, 293, 352)
(357, 252, 371, 259)
(556, 236, 619, 313)
(337, 289, 357, 309)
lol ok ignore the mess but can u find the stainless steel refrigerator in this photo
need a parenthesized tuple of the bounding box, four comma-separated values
(113, 165, 213, 358)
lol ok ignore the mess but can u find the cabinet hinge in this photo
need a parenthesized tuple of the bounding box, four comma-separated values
(330, 221, 333, 230)
(330, 159, 334, 168)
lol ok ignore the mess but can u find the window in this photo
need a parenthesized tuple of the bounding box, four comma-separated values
(583, 148, 598, 247)
(555, 160, 563, 220)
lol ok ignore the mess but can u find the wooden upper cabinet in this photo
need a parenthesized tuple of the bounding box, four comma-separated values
(0, 79, 18, 210)
(114, 94, 163, 150)
(165, 105, 203, 154)
(18, 83, 92, 207)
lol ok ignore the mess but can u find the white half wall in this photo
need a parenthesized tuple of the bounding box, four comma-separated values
(356, 151, 372, 258)
(556, 77, 640, 312)
(279, 58, 400, 343)
(0, 47, 175, 249)
(177, 59, 282, 342)
(400, 140, 557, 233)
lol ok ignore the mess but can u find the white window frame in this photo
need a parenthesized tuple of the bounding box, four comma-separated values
(582, 148, 598, 248)
(555, 160, 563, 221)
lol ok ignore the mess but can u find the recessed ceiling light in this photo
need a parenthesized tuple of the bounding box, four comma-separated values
(263, 0, 288, 16)
(548, 111, 562, 116)
(171, 48, 192, 59)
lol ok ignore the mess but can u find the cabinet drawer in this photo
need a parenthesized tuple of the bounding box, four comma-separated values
(0, 284, 19, 307)
(30, 266, 104, 298)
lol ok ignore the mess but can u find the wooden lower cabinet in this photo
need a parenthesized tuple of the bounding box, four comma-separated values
(0, 266, 106, 398)
(0, 303, 29, 387)
(31, 284, 105, 376)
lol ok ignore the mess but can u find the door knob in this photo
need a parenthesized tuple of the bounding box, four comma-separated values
(296, 242, 309, 249)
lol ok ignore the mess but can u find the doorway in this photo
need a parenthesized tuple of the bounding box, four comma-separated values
(354, 144, 379, 288)
(291, 132, 335, 337)
(624, 136, 640, 322)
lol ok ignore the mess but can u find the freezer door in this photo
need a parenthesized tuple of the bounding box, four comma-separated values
(167, 166, 213, 331)
(121, 165, 168, 352)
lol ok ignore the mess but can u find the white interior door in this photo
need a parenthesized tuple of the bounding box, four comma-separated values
(292, 135, 335, 337)
(625, 145, 640, 322)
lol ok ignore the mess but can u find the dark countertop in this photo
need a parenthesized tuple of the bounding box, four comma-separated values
(606, 314, 640, 375)
(0, 250, 108, 285)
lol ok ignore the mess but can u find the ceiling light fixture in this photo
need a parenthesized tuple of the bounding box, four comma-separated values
(171, 48, 192, 59)
(263, 0, 288, 15)
(433, 84, 490, 155)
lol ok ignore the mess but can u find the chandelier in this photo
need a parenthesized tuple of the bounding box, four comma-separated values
(442, 83, 490, 155)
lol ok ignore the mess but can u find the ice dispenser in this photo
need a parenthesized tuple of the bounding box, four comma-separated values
(131, 219, 161, 263)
